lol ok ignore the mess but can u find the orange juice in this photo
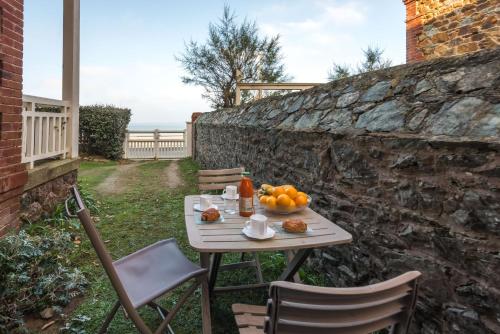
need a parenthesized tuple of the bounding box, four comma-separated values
(239, 172, 254, 217)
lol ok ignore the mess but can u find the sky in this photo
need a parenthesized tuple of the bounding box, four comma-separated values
(24, 0, 406, 128)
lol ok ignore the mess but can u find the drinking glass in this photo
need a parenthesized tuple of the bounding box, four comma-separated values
(224, 197, 237, 214)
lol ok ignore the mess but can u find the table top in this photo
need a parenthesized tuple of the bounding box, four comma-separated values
(184, 195, 352, 253)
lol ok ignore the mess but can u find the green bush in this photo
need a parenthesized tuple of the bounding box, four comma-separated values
(0, 184, 97, 332)
(79, 105, 131, 160)
(0, 230, 87, 332)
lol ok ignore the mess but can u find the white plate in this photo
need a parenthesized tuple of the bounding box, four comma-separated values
(242, 226, 275, 240)
(194, 204, 218, 212)
(273, 221, 313, 233)
(221, 194, 239, 200)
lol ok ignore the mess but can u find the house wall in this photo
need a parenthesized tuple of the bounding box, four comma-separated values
(194, 49, 500, 333)
(404, 0, 499, 62)
(0, 0, 27, 236)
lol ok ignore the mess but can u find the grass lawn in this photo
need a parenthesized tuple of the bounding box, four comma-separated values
(66, 159, 326, 333)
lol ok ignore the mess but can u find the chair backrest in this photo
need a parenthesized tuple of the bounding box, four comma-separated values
(67, 186, 152, 333)
(265, 271, 421, 334)
(198, 167, 244, 192)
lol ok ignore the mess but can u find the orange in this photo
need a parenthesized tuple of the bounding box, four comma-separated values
(266, 196, 277, 209)
(259, 195, 270, 204)
(272, 186, 286, 198)
(294, 195, 308, 207)
(276, 194, 292, 207)
(296, 191, 307, 198)
(288, 200, 297, 211)
(284, 186, 298, 199)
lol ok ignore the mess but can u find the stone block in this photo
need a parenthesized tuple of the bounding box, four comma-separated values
(355, 101, 407, 132)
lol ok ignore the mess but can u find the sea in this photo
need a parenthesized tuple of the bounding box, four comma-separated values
(127, 123, 186, 140)
(127, 122, 186, 131)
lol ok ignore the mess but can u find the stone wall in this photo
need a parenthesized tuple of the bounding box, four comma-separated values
(20, 160, 79, 222)
(194, 49, 500, 333)
(0, 0, 27, 236)
(404, 0, 499, 62)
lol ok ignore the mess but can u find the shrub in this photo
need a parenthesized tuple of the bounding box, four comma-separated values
(79, 105, 131, 160)
(0, 184, 96, 332)
(0, 230, 87, 332)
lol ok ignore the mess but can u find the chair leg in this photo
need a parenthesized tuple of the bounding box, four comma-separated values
(147, 302, 174, 334)
(252, 252, 264, 283)
(98, 300, 121, 334)
(153, 281, 199, 334)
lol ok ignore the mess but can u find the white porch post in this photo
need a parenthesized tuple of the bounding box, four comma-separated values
(62, 0, 80, 159)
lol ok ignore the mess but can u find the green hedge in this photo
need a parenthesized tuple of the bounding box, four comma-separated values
(79, 105, 131, 160)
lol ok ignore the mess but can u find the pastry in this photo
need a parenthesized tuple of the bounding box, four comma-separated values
(282, 219, 307, 233)
(201, 208, 220, 222)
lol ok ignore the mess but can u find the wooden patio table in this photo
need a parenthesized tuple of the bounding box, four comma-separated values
(184, 195, 353, 334)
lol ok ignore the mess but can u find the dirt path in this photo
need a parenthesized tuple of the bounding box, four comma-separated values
(93, 160, 183, 195)
(162, 160, 184, 188)
(95, 163, 142, 195)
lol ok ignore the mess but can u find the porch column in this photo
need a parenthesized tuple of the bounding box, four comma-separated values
(62, 0, 80, 158)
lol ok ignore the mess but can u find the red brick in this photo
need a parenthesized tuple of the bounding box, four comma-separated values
(0, 161, 24, 175)
(0, 96, 22, 106)
(0, 77, 23, 89)
(0, 170, 27, 193)
(0, 138, 22, 149)
(1, 114, 21, 123)
(0, 186, 22, 204)
(0, 147, 20, 158)
(0, 87, 22, 98)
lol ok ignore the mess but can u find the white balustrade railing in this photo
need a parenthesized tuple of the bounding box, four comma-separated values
(22, 95, 71, 169)
(124, 129, 191, 160)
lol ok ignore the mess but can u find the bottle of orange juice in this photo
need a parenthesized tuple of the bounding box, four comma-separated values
(239, 172, 254, 217)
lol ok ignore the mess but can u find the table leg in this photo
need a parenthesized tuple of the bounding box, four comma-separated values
(285, 250, 302, 283)
(200, 252, 212, 334)
(209, 253, 223, 295)
(279, 248, 313, 281)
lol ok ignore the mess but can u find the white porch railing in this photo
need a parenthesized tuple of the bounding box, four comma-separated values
(123, 129, 191, 160)
(22, 95, 72, 169)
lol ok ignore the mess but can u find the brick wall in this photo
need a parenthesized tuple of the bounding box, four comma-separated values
(0, 0, 26, 235)
(404, 0, 499, 62)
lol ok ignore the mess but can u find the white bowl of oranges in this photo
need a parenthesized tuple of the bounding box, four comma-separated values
(258, 184, 311, 214)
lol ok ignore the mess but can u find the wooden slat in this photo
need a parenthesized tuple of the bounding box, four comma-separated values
(198, 227, 328, 236)
(196, 220, 322, 230)
(198, 167, 244, 176)
(199, 174, 242, 183)
(239, 327, 264, 334)
(200, 230, 334, 242)
(235, 314, 266, 328)
(199, 182, 240, 191)
(215, 283, 269, 293)
(233, 304, 267, 315)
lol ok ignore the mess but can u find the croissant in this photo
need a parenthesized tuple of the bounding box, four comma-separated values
(201, 208, 220, 222)
(283, 219, 307, 233)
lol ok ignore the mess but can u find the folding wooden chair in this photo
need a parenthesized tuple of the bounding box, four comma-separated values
(66, 186, 210, 334)
(197, 167, 264, 290)
(232, 271, 421, 334)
